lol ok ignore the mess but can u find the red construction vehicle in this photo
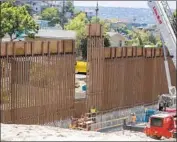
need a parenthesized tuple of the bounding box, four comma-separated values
(148, 1, 176, 111)
(143, 1, 177, 139)
(144, 113, 176, 139)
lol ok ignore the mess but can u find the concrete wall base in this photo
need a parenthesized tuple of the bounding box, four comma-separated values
(44, 118, 71, 128)
(91, 104, 157, 131)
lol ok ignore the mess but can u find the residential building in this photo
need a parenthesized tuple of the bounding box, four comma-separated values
(30, 1, 47, 14)
(14, 0, 74, 14)
(25, 29, 76, 41)
(35, 20, 50, 29)
(2, 29, 76, 42)
(107, 32, 128, 47)
(14, 0, 47, 14)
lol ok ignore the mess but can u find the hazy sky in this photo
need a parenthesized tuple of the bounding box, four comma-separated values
(74, 1, 176, 9)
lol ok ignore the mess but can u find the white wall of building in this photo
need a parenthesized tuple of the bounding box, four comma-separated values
(107, 32, 127, 47)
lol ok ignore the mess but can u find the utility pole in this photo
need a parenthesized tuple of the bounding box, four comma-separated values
(62, 0, 65, 30)
(0, 0, 2, 42)
(95, 1, 99, 23)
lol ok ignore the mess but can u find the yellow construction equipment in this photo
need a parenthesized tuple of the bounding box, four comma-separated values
(75, 61, 87, 74)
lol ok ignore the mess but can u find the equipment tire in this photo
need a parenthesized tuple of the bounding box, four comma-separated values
(153, 135, 162, 140)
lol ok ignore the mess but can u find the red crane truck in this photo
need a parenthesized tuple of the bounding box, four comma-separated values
(144, 113, 176, 139)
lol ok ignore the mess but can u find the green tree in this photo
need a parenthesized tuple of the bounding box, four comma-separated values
(65, 13, 110, 59)
(80, 17, 110, 59)
(80, 36, 110, 60)
(65, 0, 74, 16)
(155, 34, 162, 48)
(91, 16, 100, 23)
(115, 24, 130, 35)
(73, 9, 82, 17)
(60, 0, 75, 27)
(148, 33, 156, 45)
(127, 29, 143, 46)
(65, 12, 88, 46)
(41, 7, 60, 26)
(127, 28, 160, 47)
(104, 35, 111, 47)
(65, 13, 110, 43)
(91, 16, 110, 34)
(156, 41, 162, 48)
(174, 10, 176, 18)
(138, 36, 143, 46)
(1, 1, 38, 41)
(24, 4, 33, 16)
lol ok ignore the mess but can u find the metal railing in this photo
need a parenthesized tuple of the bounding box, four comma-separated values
(91, 116, 128, 131)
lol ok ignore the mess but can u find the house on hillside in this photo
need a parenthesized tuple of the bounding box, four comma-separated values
(25, 29, 76, 41)
(15, 0, 74, 15)
(107, 32, 128, 47)
(35, 20, 50, 29)
(2, 29, 76, 42)
(1, 34, 25, 42)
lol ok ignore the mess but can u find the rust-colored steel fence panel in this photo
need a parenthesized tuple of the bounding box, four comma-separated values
(0, 40, 75, 124)
(74, 100, 86, 118)
(86, 24, 176, 112)
(86, 36, 104, 111)
(1, 25, 176, 125)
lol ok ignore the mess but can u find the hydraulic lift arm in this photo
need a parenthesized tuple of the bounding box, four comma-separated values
(148, 1, 176, 107)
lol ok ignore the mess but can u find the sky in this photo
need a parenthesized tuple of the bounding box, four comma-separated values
(74, 1, 176, 9)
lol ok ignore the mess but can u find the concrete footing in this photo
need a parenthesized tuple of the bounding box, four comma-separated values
(43, 104, 157, 130)
(44, 118, 71, 128)
(91, 104, 157, 131)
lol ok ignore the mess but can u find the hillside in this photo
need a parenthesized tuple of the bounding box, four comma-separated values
(75, 6, 175, 24)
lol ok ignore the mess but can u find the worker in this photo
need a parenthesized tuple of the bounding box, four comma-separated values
(163, 101, 167, 111)
(90, 106, 97, 122)
(158, 95, 164, 111)
(70, 116, 78, 129)
(84, 113, 89, 121)
(159, 101, 164, 111)
(79, 114, 85, 123)
(90, 106, 97, 113)
(69, 116, 74, 129)
(131, 113, 137, 126)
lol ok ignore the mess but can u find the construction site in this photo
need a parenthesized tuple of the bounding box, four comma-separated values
(0, 1, 177, 141)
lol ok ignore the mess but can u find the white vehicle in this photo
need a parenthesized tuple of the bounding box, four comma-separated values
(148, 1, 176, 109)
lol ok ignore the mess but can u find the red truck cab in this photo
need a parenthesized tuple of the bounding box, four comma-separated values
(144, 113, 176, 139)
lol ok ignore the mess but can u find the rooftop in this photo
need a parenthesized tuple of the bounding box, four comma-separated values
(2, 29, 77, 42)
(35, 29, 76, 39)
(107, 32, 128, 40)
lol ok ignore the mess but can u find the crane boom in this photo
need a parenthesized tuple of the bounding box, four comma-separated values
(148, 1, 176, 109)
(148, 1, 176, 67)
(160, 1, 177, 36)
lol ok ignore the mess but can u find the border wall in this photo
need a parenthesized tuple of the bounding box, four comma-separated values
(0, 40, 76, 124)
(85, 24, 176, 113)
(0, 24, 176, 125)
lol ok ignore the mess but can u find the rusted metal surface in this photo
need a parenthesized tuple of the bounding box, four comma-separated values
(86, 24, 176, 112)
(74, 100, 86, 118)
(100, 48, 176, 111)
(86, 24, 105, 111)
(0, 40, 74, 57)
(0, 40, 75, 124)
(1, 27, 176, 124)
